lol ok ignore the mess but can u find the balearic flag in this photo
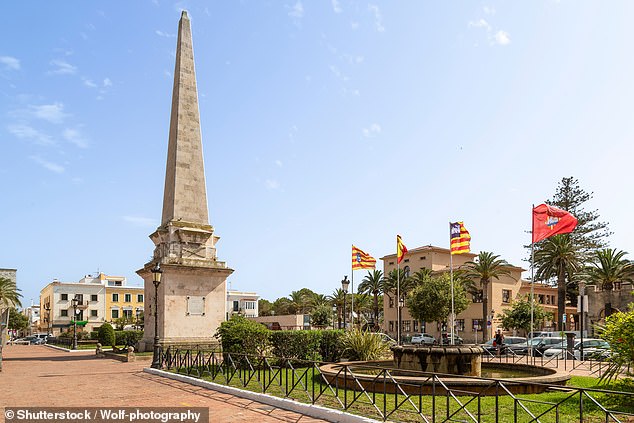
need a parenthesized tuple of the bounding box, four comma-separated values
(397, 235, 408, 264)
(352, 246, 376, 270)
(450, 222, 471, 254)
(532, 204, 578, 243)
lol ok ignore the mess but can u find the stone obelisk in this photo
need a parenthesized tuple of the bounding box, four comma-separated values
(138, 11, 233, 350)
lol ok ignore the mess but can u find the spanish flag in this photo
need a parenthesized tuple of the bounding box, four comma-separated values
(450, 222, 471, 254)
(397, 235, 408, 264)
(352, 246, 376, 270)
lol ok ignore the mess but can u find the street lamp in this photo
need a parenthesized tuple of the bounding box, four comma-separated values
(341, 276, 349, 330)
(44, 303, 51, 336)
(71, 296, 79, 350)
(150, 262, 163, 369)
(135, 308, 141, 330)
(490, 309, 495, 342)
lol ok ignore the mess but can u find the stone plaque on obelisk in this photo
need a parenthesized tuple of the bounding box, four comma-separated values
(138, 11, 233, 350)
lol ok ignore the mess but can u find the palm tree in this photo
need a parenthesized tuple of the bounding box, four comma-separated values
(328, 288, 347, 329)
(309, 293, 330, 309)
(465, 252, 511, 337)
(534, 235, 581, 331)
(288, 290, 309, 314)
(584, 249, 634, 319)
(358, 270, 384, 330)
(383, 268, 414, 302)
(0, 277, 22, 309)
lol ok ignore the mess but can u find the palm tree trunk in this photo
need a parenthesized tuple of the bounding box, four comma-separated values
(482, 278, 488, 339)
(557, 267, 566, 331)
(373, 292, 379, 330)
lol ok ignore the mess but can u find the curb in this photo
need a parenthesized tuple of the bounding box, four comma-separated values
(44, 344, 114, 353)
(144, 368, 379, 423)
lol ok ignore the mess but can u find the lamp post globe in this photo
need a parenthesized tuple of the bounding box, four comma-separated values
(150, 262, 163, 369)
(341, 276, 349, 331)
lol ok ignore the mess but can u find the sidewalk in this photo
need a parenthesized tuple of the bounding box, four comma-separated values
(0, 345, 327, 423)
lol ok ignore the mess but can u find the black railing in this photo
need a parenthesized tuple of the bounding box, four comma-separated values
(158, 346, 634, 422)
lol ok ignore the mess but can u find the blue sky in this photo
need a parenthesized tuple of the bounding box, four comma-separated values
(2, 1, 634, 306)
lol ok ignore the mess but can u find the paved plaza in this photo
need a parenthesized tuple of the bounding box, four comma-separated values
(0, 345, 328, 423)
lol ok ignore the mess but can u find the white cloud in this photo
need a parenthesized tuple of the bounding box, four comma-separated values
(49, 59, 77, 75)
(122, 216, 158, 227)
(29, 156, 64, 173)
(484, 6, 496, 15)
(494, 30, 511, 45)
(7, 123, 53, 145)
(30, 103, 69, 124)
(103, 78, 112, 87)
(331, 0, 342, 14)
(468, 19, 491, 31)
(362, 123, 381, 138)
(155, 30, 175, 38)
(0, 56, 20, 71)
(265, 179, 280, 190)
(82, 78, 97, 88)
(288, 1, 304, 25)
(63, 128, 89, 148)
(368, 5, 385, 32)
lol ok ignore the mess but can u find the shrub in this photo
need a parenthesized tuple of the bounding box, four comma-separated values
(89, 331, 99, 340)
(599, 304, 634, 382)
(319, 330, 345, 362)
(310, 305, 331, 328)
(215, 315, 270, 358)
(98, 323, 116, 347)
(115, 330, 144, 347)
(341, 328, 390, 361)
(270, 330, 322, 362)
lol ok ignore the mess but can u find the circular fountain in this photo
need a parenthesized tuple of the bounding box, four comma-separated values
(319, 344, 570, 395)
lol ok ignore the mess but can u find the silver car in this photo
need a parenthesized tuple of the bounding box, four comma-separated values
(410, 333, 437, 345)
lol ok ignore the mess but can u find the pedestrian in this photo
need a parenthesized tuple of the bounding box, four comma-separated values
(494, 329, 504, 357)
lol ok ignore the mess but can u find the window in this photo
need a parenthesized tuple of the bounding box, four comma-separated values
(538, 294, 545, 304)
(137, 294, 144, 303)
(413, 320, 419, 332)
(90, 310, 98, 317)
(232, 300, 239, 312)
(61, 309, 68, 317)
(111, 309, 119, 319)
(456, 319, 465, 331)
(388, 261, 394, 265)
(91, 294, 98, 302)
(61, 294, 68, 301)
(472, 319, 483, 331)
(112, 293, 119, 302)
(388, 296, 394, 308)
(244, 301, 256, 310)
(403, 265, 410, 277)
(388, 321, 394, 332)
(472, 290, 483, 303)
(403, 320, 411, 332)
(124, 294, 131, 302)
(123, 309, 132, 318)
(502, 289, 511, 303)
(404, 259, 410, 263)
(420, 256, 427, 260)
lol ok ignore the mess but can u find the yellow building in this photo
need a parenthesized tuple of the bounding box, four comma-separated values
(103, 274, 144, 326)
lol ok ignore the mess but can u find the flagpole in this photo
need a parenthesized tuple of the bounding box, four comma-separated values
(449, 222, 455, 346)
(351, 250, 355, 330)
(530, 204, 535, 358)
(397, 256, 401, 346)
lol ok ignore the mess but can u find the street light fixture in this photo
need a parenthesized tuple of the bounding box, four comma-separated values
(71, 296, 79, 350)
(44, 303, 51, 337)
(150, 262, 163, 369)
(341, 276, 349, 330)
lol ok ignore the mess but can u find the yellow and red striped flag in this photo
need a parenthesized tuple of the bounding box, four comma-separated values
(397, 235, 408, 264)
(352, 245, 376, 270)
(450, 222, 471, 254)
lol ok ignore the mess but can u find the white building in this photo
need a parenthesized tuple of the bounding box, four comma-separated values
(226, 290, 259, 319)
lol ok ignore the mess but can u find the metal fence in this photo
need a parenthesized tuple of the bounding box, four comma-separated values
(159, 346, 634, 422)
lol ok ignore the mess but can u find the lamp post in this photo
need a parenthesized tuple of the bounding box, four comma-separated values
(71, 296, 79, 350)
(44, 303, 51, 336)
(150, 262, 163, 369)
(490, 309, 495, 342)
(341, 276, 349, 330)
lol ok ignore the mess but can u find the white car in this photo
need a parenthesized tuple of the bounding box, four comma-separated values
(411, 333, 437, 345)
(542, 338, 610, 360)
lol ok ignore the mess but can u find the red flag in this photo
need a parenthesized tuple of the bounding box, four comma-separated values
(450, 222, 471, 254)
(352, 245, 376, 270)
(532, 204, 578, 243)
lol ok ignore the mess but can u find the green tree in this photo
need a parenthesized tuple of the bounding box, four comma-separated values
(534, 235, 581, 331)
(98, 322, 116, 347)
(464, 252, 511, 336)
(310, 305, 331, 328)
(599, 303, 634, 382)
(0, 277, 22, 309)
(8, 308, 28, 332)
(383, 268, 414, 305)
(499, 296, 549, 336)
(271, 297, 292, 315)
(584, 249, 634, 319)
(358, 270, 384, 330)
(406, 273, 469, 326)
(328, 288, 347, 329)
(258, 299, 273, 316)
(308, 293, 330, 309)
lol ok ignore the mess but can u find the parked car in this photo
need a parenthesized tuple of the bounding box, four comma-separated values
(528, 331, 557, 338)
(410, 333, 437, 345)
(440, 333, 463, 345)
(513, 337, 565, 356)
(13, 336, 45, 345)
(372, 333, 397, 346)
(542, 338, 611, 360)
(481, 336, 527, 355)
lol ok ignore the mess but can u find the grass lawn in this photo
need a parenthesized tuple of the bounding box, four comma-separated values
(166, 364, 634, 423)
